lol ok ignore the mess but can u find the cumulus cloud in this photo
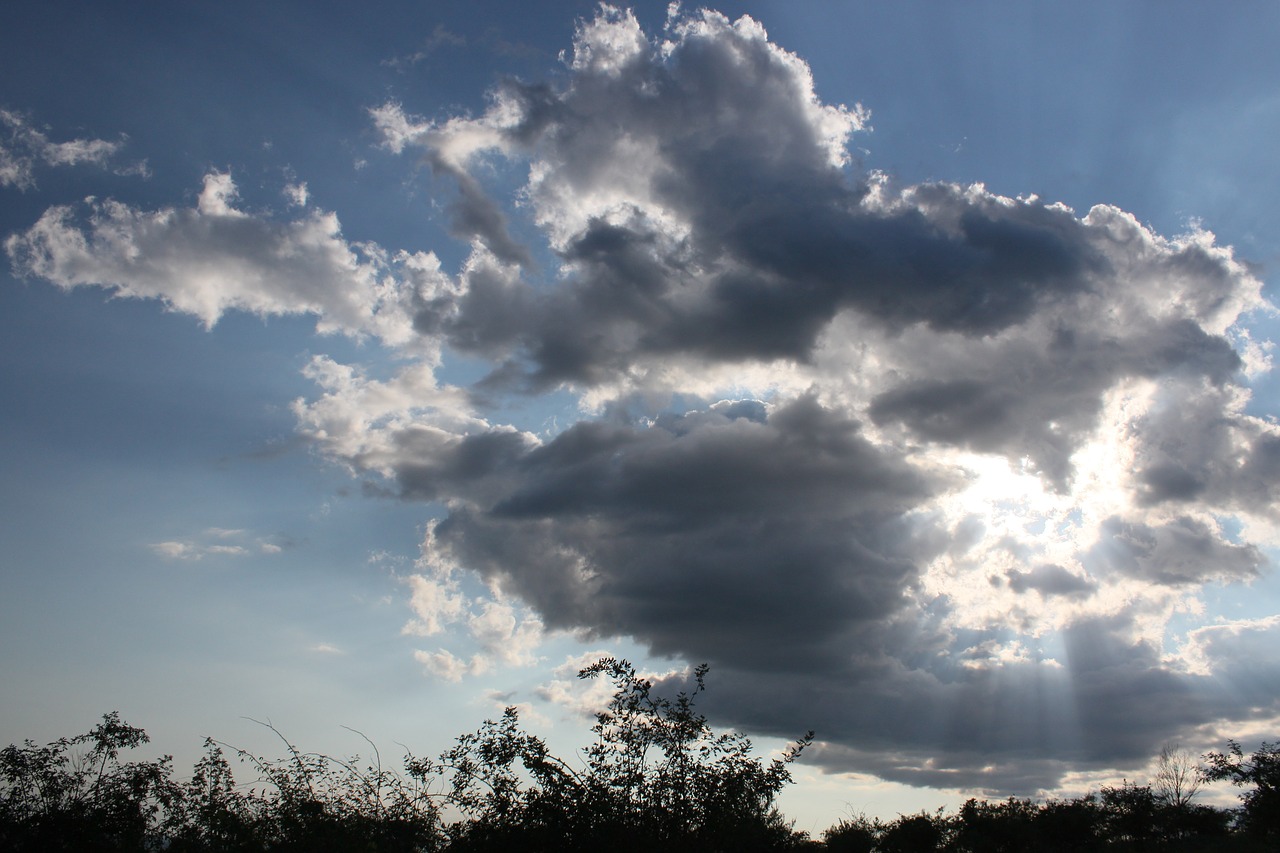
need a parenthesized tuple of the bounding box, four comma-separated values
(339, 4, 1276, 792)
(5, 172, 449, 350)
(404, 521, 545, 679)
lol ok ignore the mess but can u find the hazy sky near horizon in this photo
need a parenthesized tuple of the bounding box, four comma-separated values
(4, 0, 1280, 828)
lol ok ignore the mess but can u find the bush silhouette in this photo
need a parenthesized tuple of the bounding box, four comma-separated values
(2, 659, 810, 851)
(3, 683, 1278, 851)
(421, 657, 812, 852)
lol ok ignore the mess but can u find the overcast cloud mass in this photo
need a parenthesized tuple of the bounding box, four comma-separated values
(4, 3, 1280, 806)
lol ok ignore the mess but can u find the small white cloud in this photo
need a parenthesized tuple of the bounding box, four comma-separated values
(6, 172, 432, 347)
(283, 181, 308, 208)
(205, 544, 249, 557)
(150, 541, 200, 561)
(402, 572, 466, 637)
(414, 648, 471, 682)
(468, 600, 544, 668)
(149, 528, 282, 561)
(0, 109, 142, 189)
(196, 171, 244, 216)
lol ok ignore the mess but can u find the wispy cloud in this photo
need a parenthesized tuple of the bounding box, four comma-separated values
(0, 109, 145, 189)
(149, 527, 286, 561)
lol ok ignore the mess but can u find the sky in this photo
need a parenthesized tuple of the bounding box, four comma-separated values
(3, 0, 1280, 832)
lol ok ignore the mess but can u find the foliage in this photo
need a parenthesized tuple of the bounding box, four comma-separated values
(823, 814, 881, 852)
(203, 720, 444, 853)
(878, 812, 943, 853)
(418, 657, 813, 852)
(0, 711, 178, 851)
(3, 691, 1278, 852)
(0, 712, 445, 853)
(1203, 740, 1280, 838)
(948, 797, 1043, 852)
(820, 785, 1235, 853)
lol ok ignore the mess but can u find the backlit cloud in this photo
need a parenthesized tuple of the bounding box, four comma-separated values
(358, 5, 1275, 791)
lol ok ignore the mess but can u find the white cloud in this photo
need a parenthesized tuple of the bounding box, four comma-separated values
(535, 650, 684, 722)
(467, 600, 543, 668)
(402, 521, 547, 677)
(149, 528, 284, 561)
(5, 172, 439, 348)
(414, 648, 471, 682)
(1173, 614, 1280, 678)
(283, 181, 308, 208)
(0, 109, 145, 189)
(291, 355, 494, 484)
(149, 541, 202, 561)
(402, 572, 465, 637)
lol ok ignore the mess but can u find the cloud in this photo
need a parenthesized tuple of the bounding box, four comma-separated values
(404, 521, 546, 677)
(149, 528, 286, 561)
(1090, 515, 1265, 586)
(534, 650, 686, 723)
(381, 23, 467, 72)
(1005, 564, 1097, 598)
(1, 108, 145, 189)
(414, 648, 472, 682)
(5, 172, 446, 350)
(340, 4, 1278, 793)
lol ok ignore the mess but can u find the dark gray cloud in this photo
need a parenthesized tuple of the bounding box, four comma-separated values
(398, 36, 1251, 404)
(392, 395, 946, 671)
(424, 149, 535, 269)
(388, 7, 1262, 502)
(1130, 384, 1280, 515)
(334, 5, 1278, 795)
(668, 611, 1225, 792)
(1005, 564, 1097, 598)
(1089, 515, 1264, 586)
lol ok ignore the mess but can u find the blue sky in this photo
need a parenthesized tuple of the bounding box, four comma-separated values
(4, 1, 1280, 832)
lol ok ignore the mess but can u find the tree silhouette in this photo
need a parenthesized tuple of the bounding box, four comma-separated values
(0, 711, 178, 851)
(423, 657, 812, 852)
(1203, 740, 1280, 839)
(1152, 743, 1203, 809)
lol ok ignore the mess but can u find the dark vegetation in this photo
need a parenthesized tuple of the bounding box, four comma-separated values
(1, 659, 1276, 851)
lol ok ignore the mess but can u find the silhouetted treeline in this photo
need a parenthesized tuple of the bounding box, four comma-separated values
(2, 659, 1277, 851)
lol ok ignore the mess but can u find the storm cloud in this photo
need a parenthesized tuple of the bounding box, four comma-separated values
(355, 6, 1276, 792)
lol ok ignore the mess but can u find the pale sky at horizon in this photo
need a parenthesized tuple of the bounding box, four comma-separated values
(3, 1, 1280, 833)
